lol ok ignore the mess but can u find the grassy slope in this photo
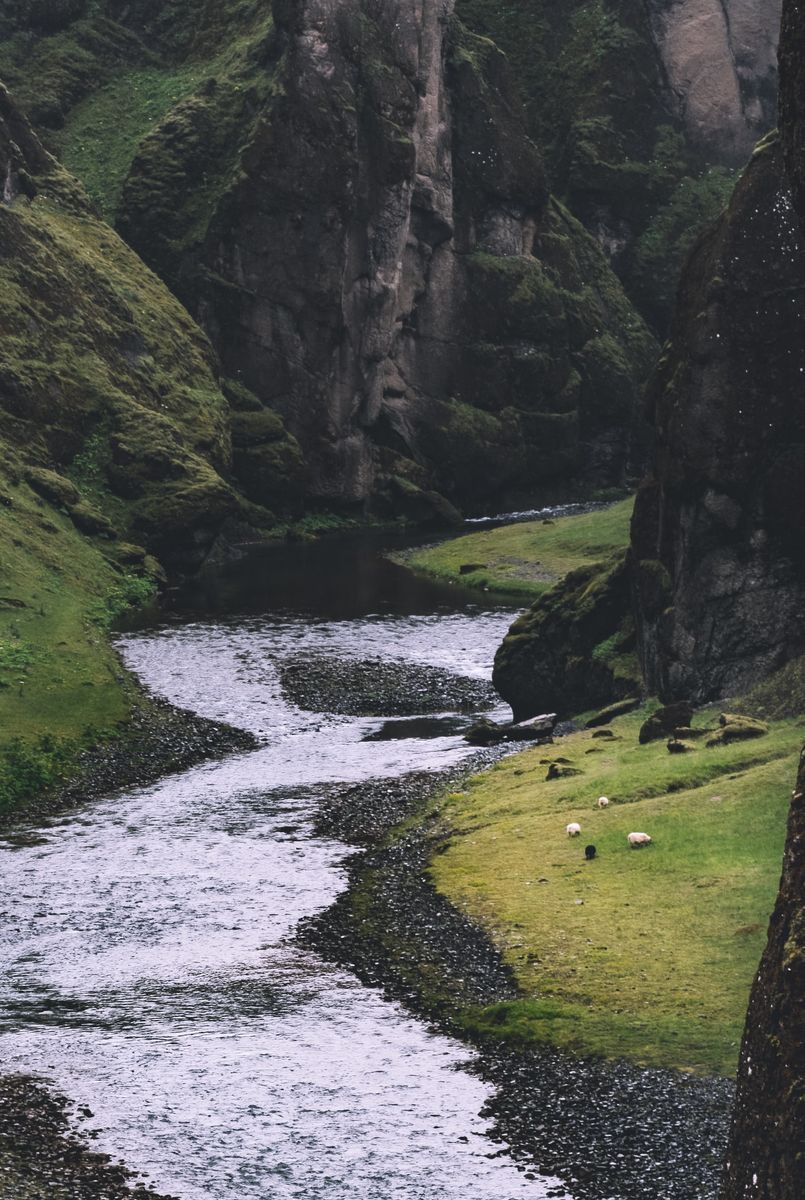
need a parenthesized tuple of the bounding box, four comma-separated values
(59, 64, 209, 219)
(0, 472, 151, 816)
(399, 497, 633, 599)
(430, 706, 802, 1074)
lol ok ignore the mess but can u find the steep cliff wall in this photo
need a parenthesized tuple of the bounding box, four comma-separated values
(116, 0, 656, 513)
(721, 750, 805, 1198)
(720, 7, 805, 1194)
(631, 131, 805, 703)
(0, 0, 656, 516)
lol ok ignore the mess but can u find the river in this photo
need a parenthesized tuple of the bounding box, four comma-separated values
(0, 531, 572, 1199)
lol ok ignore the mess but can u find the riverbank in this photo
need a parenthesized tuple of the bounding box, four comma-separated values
(0, 1076, 174, 1200)
(391, 497, 634, 600)
(300, 759, 735, 1200)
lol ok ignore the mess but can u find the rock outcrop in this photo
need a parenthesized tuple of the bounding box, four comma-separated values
(492, 553, 641, 721)
(631, 129, 805, 703)
(646, 0, 780, 160)
(0, 0, 657, 517)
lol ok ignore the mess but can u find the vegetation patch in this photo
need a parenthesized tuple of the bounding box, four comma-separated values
(428, 706, 803, 1074)
(396, 497, 634, 599)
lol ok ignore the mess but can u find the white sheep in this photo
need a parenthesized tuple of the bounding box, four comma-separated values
(597, 796, 609, 809)
(566, 822, 582, 837)
(627, 832, 652, 848)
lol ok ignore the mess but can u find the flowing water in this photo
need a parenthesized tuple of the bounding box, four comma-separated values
(0, 532, 570, 1199)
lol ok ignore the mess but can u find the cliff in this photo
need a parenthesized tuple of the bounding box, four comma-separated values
(0, 0, 656, 517)
(719, 4, 805, 1193)
(630, 131, 805, 703)
(457, 0, 781, 330)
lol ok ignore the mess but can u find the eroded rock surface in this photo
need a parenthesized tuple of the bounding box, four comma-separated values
(632, 132, 805, 702)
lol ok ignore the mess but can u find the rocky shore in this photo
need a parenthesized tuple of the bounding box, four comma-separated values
(0, 1076, 174, 1200)
(0, 693, 257, 832)
(301, 762, 734, 1200)
(0, 685, 256, 1199)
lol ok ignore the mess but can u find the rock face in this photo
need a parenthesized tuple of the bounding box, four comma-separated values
(721, 752, 805, 1199)
(492, 553, 641, 721)
(631, 131, 805, 702)
(720, 10, 805, 1194)
(455, 0, 781, 331)
(0, 84, 274, 572)
(645, 0, 780, 160)
(116, 1, 656, 513)
(0, 0, 656, 517)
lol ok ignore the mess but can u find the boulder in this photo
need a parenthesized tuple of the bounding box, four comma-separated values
(639, 701, 695, 744)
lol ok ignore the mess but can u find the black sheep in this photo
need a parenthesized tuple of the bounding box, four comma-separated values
(584, 844, 597, 861)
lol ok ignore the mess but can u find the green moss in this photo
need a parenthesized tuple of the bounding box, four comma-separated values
(59, 65, 210, 219)
(398, 496, 634, 599)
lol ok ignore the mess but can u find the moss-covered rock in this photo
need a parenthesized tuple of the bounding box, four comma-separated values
(493, 552, 641, 721)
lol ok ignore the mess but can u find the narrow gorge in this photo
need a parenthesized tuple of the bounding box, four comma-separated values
(0, 1, 803, 1198)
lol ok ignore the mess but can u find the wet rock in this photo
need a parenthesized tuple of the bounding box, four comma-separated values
(639, 701, 695, 744)
(279, 655, 496, 717)
(465, 714, 555, 746)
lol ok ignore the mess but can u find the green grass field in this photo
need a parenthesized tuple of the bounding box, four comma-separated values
(398, 498, 634, 598)
(430, 705, 802, 1074)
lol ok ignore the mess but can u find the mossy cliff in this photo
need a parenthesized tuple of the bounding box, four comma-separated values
(456, 0, 780, 332)
(0, 86, 257, 814)
(0, 0, 656, 517)
(630, 132, 805, 705)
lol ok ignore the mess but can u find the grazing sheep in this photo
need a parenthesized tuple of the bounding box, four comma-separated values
(585, 844, 597, 860)
(627, 832, 652, 848)
(566, 822, 582, 837)
(597, 795, 609, 809)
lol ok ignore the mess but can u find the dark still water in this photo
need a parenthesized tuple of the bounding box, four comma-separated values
(0, 532, 570, 1199)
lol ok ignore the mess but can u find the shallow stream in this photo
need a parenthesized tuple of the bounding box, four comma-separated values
(0, 531, 572, 1199)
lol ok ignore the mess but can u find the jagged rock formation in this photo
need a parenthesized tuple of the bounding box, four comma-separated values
(457, 0, 781, 330)
(0, 0, 657, 517)
(631, 130, 805, 703)
(0, 84, 283, 572)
